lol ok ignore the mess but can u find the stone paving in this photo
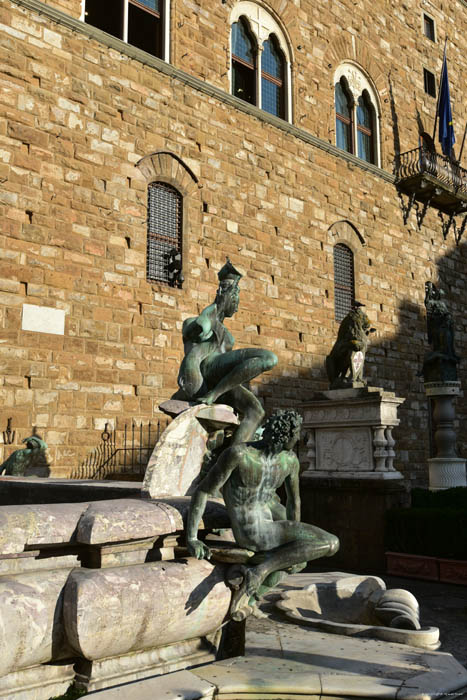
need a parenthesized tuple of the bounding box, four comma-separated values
(90, 571, 467, 699)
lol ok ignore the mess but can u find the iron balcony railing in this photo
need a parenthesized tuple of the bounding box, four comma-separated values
(396, 145, 467, 194)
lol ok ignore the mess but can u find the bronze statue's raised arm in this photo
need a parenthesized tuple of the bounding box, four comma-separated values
(182, 308, 215, 343)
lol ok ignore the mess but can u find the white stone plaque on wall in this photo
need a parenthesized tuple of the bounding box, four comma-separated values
(22, 304, 66, 336)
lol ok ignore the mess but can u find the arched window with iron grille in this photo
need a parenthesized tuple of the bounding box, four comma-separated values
(333, 243, 355, 321)
(147, 182, 183, 287)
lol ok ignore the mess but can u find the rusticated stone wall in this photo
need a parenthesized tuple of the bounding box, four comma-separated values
(0, 0, 466, 480)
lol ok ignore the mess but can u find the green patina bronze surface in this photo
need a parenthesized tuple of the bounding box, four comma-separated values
(0, 436, 48, 477)
(176, 259, 277, 444)
(187, 410, 339, 619)
(420, 281, 459, 382)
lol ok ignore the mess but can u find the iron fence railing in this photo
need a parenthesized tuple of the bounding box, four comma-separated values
(396, 146, 467, 194)
(72, 418, 170, 480)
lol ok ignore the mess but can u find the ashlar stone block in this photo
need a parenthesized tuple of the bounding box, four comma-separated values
(63, 559, 231, 660)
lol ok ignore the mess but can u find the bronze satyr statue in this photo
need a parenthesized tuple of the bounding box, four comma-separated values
(0, 436, 48, 476)
(420, 281, 459, 382)
(326, 302, 375, 389)
(176, 260, 278, 444)
(187, 410, 339, 619)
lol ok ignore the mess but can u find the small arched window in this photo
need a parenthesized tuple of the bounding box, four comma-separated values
(147, 182, 183, 287)
(231, 18, 257, 106)
(230, 2, 292, 122)
(335, 79, 353, 154)
(333, 243, 355, 321)
(334, 63, 380, 166)
(261, 35, 285, 118)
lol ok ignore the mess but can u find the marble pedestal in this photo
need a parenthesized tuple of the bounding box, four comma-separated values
(301, 387, 405, 479)
(425, 382, 467, 490)
(300, 387, 407, 572)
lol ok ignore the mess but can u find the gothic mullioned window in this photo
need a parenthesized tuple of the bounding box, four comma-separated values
(356, 93, 375, 163)
(334, 64, 380, 166)
(261, 36, 285, 117)
(333, 243, 355, 322)
(231, 18, 257, 106)
(335, 79, 353, 154)
(147, 182, 183, 287)
(230, 2, 291, 121)
(83, 0, 169, 61)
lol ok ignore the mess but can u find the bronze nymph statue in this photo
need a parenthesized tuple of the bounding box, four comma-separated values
(176, 260, 278, 444)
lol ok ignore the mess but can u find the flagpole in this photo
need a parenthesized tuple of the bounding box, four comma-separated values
(432, 36, 448, 142)
(458, 122, 467, 165)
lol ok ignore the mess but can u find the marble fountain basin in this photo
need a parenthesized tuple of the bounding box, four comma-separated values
(276, 573, 440, 650)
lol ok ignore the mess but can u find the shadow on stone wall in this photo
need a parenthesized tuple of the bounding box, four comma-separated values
(253, 235, 467, 487)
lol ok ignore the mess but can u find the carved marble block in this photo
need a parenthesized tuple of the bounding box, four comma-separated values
(301, 387, 404, 479)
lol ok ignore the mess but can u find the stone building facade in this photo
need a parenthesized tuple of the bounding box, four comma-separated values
(0, 0, 466, 479)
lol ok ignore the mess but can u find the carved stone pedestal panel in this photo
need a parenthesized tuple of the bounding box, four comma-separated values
(301, 387, 405, 479)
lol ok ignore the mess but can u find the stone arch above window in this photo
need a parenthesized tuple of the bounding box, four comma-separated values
(328, 221, 366, 322)
(328, 220, 366, 249)
(136, 152, 199, 289)
(334, 63, 381, 166)
(135, 151, 199, 195)
(229, 1, 292, 122)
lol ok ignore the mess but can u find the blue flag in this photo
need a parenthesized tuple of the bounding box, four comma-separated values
(438, 54, 455, 157)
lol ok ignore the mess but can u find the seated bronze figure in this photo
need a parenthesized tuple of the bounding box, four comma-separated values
(187, 410, 339, 619)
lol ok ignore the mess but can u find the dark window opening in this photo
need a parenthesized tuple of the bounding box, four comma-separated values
(335, 79, 353, 154)
(423, 14, 435, 41)
(424, 68, 436, 97)
(128, 0, 162, 58)
(232, 19, 256, 105)
(357, 92, 375, 164)
(84, 0, 123, 39)
(85, 0, 163, 59)
(261, 35, 285, 118)
(334, 243, 355, 322)
(147, 182, 183, 287)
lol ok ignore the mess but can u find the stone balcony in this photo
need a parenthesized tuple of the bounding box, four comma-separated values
(395, 145, 467, 217)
